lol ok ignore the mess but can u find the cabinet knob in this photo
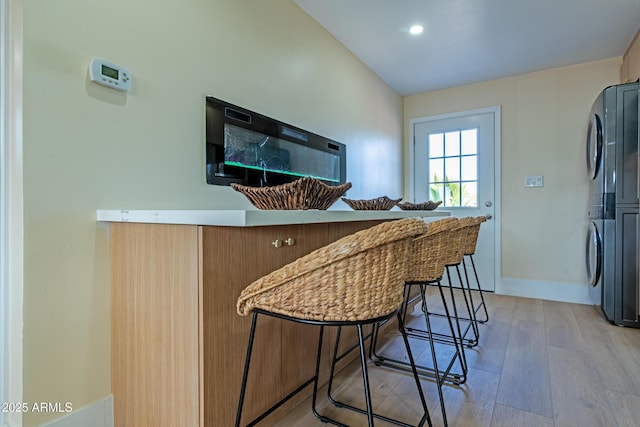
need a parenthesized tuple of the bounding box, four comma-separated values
(273, 238, 295, 248)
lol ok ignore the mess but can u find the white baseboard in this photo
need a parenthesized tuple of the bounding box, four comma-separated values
(38, 395, 113, 427)
(496, 277, 592, 305)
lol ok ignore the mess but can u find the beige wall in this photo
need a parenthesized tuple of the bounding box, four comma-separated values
(404, 58, 621, 285)
(22, 1, 402, 425)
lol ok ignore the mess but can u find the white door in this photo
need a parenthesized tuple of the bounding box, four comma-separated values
(411, 107, 500, 292)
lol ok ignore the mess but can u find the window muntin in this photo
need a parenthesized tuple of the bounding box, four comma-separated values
(428, 128, 478, 207)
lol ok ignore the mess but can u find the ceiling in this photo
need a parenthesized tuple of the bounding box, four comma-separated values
(295, 0, 640, 96)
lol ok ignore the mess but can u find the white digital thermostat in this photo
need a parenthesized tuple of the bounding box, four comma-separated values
(89, 57, 131, 92)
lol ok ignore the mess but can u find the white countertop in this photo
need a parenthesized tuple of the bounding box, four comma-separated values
(96, 209, 449, 227)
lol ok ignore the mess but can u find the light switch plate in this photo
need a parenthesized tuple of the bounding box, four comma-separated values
(524, 175, 543, 187)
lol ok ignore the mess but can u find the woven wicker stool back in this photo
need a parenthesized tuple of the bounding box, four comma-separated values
(441, 217, 476, 267)
(237, 217, 429, 322)
(406, 217, 460, 283)
(461, 216, 487, 256)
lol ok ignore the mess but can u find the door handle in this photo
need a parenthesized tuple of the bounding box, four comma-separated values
(485, 214, 493, 220)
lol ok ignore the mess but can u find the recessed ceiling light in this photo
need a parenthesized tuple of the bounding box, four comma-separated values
(409, 24, 424, 35)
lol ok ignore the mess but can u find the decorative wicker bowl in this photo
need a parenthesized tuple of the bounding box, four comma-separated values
(230, 177, 352, 210)
(397, 200, 443, 211)
(341, 196, 402, 211)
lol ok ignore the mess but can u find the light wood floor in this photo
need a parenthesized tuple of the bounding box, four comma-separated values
(269, 290, 640, 427)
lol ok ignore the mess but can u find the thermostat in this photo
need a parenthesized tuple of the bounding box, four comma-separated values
(89, 58, 131, 92)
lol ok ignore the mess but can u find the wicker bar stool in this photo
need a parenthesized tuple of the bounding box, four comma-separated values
(433, 216, 481, 349)
(401, 216, 480, 367)
(369, 217, 465, 427)
(235, 218, 432, 427)
(460, 216, 489, 323)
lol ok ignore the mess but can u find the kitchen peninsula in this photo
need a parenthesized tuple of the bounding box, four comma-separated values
(98, 209, 448, 427)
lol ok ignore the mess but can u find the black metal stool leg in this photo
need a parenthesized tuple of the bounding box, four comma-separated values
(237, 313, 332, 427)
(396, 311, 433, 427)
(434, 280, 468, 383)
(311, 325, 326, 420)
(444, 266, 470, 369)
(423, 264, 481, 350)
(399, 285, 413, 324)
(236, 312, 259, 427)
(327, 322, 433, 426)
(369, 283, 456, 425)
(326, 326, 343, 407)
(465, 254, 489, 323)
(455, 264, 480, 346)
(311, 326, 349, 427)
(418, 284, 447, 426)
(357, 325, 375, 427)
(370, 279, 467, 385)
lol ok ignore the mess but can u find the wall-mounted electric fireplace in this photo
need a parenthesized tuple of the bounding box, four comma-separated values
(205, 96, 347, 187)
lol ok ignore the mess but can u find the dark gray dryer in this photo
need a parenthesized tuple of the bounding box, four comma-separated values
(585, 82, 639, 328)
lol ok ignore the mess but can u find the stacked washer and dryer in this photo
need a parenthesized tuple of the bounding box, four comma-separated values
(586, 82, 640, 328)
